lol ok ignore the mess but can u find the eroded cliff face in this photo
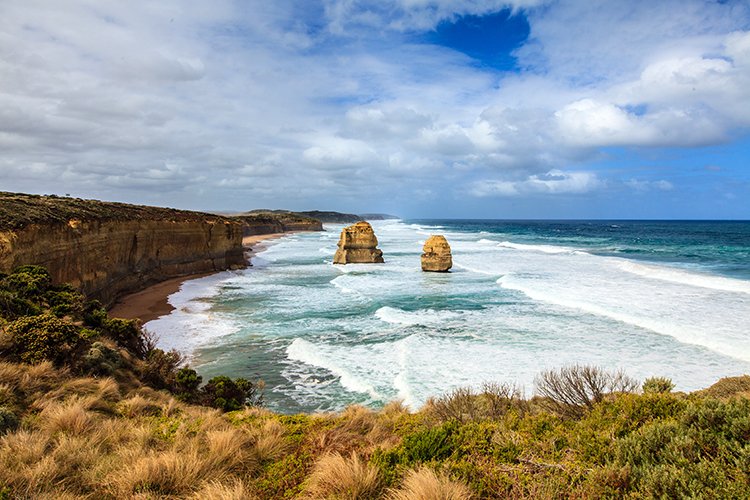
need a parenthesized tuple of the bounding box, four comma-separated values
(0, 215, 244, 306)
(239, 215, 323, 236)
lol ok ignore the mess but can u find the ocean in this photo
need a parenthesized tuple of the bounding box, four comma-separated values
(146, 220, 750, 414)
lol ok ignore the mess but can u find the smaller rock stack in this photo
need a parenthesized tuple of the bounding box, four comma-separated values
(421, 235, 452, 272)
(333, 221, 384, 264)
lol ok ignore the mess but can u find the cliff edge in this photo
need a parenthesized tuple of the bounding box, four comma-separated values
(0, 192, 245, 306)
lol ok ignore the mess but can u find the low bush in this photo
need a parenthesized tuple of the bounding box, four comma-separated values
(4, 313, 91, 365)
(174, 367, 202, 402)
(81, 342, 122, 376)
(141, 348, 184, 390)
(0, 266, 51, 299)
(0, 290, 40, 319)
(199, 376, 264, 412)
(535, 364, 639, 418)
(642, 377, 675, 394)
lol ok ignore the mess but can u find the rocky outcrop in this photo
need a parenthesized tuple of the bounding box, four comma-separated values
(0, 192, 245, 306)
(421, 235, 452, 272)
(333, 221, 384, 264)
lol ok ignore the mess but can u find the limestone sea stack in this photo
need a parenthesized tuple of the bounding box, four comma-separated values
(333, 221, 384, 264)
(421, 235, 452, 272)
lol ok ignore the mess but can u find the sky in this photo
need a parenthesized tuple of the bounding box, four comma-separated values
(1, 0, 749, 219)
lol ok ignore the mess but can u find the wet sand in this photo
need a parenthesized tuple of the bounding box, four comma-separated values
(109, 232, 287, 323)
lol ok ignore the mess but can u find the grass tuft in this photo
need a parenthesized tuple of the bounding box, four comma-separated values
(387, 467, 474, 500)
(305, 452, 381, 499)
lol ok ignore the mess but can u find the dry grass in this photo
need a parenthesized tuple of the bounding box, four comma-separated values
(252, 419, 289, 462)
(40, 399, 95, 435)
(108, 447, 213, 496)
(0, 361, 63, 395)
(387, 467, 474, 500)
(117, 393, 163, 417)
(698, 375, 750, 399)
(191, 479, 258, 499)
(305, 452, 381, 499)
(204, 428, 259, 473)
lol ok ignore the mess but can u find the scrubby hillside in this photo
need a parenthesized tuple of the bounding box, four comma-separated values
(1, 267, 749, 499)
(0, 192, 232, 231)
(236, 211, 323, 235)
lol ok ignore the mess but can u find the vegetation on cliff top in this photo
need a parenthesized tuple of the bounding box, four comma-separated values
(235, 210, 324, 232)
(0, 192, 237, 231)
(1, 266, 749, 498)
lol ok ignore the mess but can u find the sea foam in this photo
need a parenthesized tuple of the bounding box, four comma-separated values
(147, 220, 750, 413)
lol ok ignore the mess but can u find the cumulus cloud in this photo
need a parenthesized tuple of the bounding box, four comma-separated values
(0, 0, 748, 216)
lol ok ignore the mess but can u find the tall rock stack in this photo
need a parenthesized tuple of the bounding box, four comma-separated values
(421, 235, 452, 272)
(333, 221, 385, 264)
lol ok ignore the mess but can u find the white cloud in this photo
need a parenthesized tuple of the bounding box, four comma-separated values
(470, 170, 603, 197)
(626, 179, 675, 192)
(0, 0, 748, 214)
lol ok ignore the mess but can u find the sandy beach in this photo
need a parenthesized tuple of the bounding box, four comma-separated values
(108, 232, 288, 323)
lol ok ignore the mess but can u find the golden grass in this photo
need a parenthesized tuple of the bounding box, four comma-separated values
(108, 447, 212, 496)
(387, 467, 474, 500)
(698, 375, 750, 399)
(40, 399, 94, 435)
(117, 393, 163, 417)
(0, 361, 62, 395)
(304, 451, 381, 499)
(191, 479, 258, 500)
(252, 418, 289, 462)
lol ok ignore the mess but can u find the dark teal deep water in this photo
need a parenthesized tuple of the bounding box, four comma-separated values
(147, 220, 750, 413)
(413, 220, 750, 279)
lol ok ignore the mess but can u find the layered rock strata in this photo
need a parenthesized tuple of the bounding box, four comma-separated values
(237, 213, 323, 236)
(421, 235, 452, 272)
(333, 221, 384, 264)
(0, 192, 245, 306)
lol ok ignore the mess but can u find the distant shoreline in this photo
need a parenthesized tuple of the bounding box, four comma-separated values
(109, 232, 289, 323)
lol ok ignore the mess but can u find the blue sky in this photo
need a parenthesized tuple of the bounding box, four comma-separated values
(1, 0, 749, 218)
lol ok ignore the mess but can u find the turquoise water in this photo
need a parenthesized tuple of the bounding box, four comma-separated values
(147, 220, 750, 413)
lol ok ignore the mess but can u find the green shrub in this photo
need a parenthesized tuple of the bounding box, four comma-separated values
(102, 317, 145, 356)
(45, 289, 85, 317)
(0, 265, 51, 299)
(83, 301, 108, 327)
(643, 377, 675, 394)
(376, 420, 459, 470)
(5, 313, 88, 364)
(199, 375, 264, 412)
(141, 348, 183, 390)
(681, 398, 750, 443)
(174, 367, 202, 401)
(0, 289, 40, 319)
(82, 341, 122, 375)
(0, 406, 18, 434)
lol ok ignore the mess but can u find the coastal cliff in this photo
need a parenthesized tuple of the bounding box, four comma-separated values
(0, 192, 245, 306)
(236, 210, 323, 235)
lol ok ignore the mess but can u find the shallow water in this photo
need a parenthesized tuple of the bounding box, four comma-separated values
(146, 220, 750, 413)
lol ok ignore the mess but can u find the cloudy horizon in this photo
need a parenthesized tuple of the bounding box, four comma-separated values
(1, 0, 749, 218)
